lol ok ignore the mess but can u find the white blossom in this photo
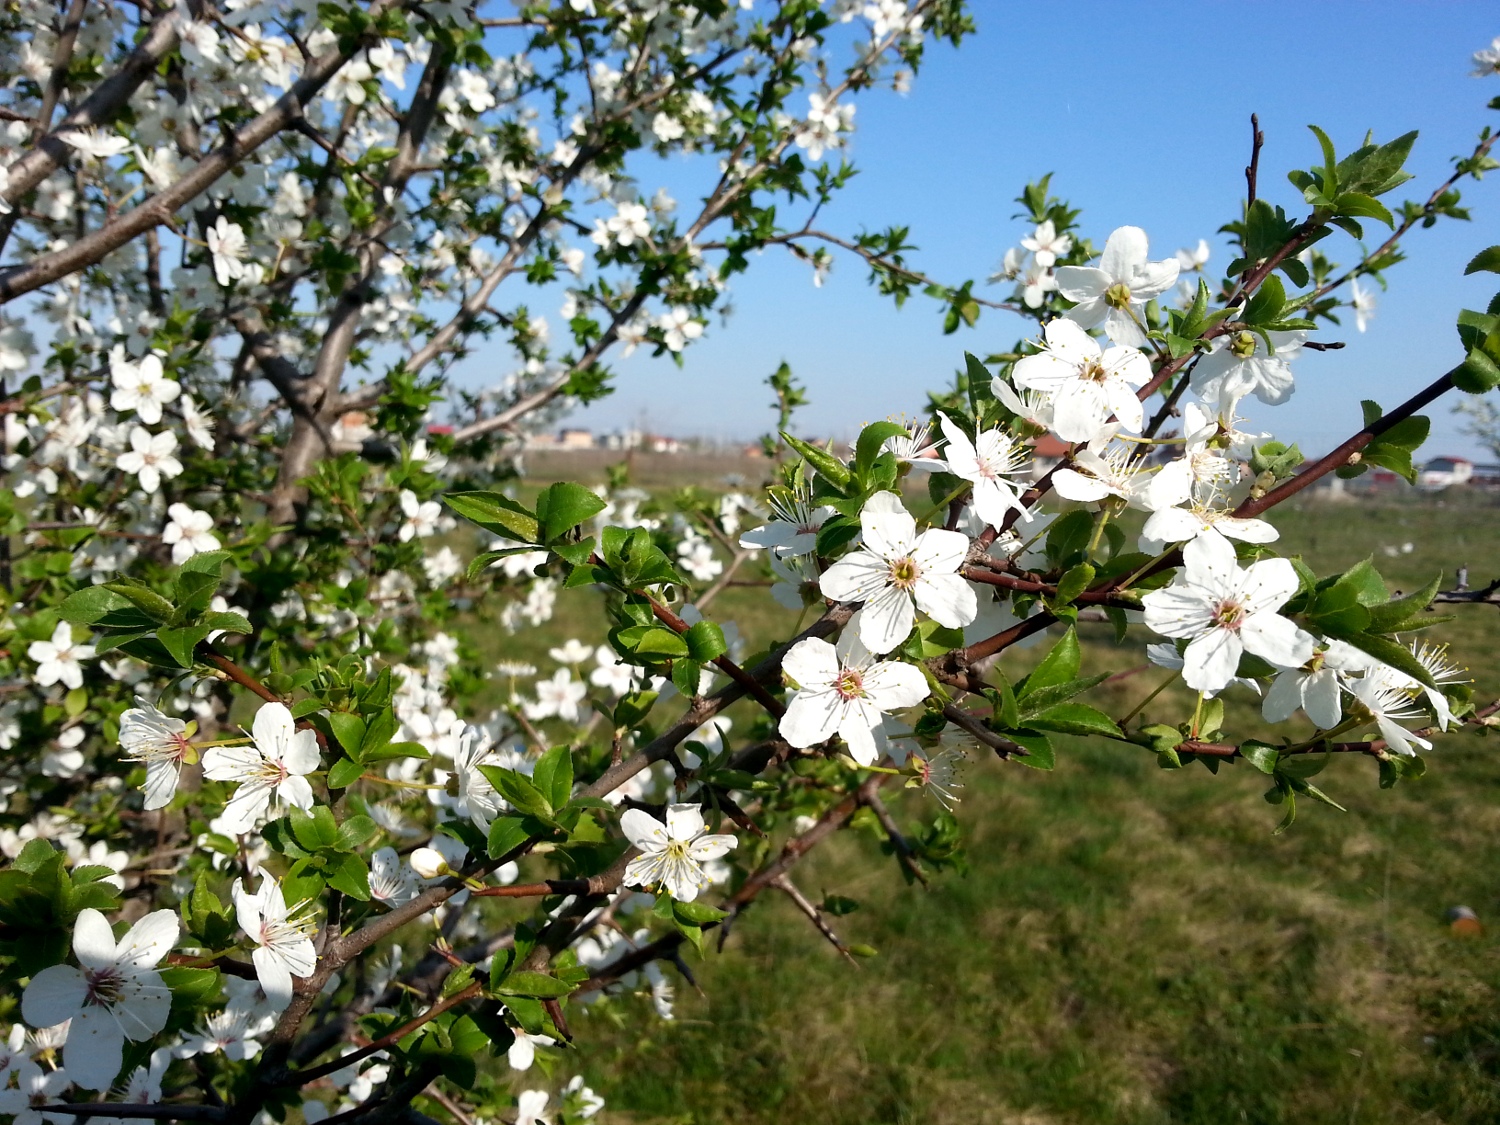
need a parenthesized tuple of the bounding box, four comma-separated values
(201, 702, 320, 833)
(1054, 225, 1180, 347)
(621, 804, 736, 902)
(232, 871, 317, 1011)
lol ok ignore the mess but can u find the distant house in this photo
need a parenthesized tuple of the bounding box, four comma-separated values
(1418, 456, 1475, 490)
(558, 428, 595, 450)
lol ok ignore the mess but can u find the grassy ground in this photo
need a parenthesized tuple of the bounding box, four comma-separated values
(467, 474, 1500, 1124)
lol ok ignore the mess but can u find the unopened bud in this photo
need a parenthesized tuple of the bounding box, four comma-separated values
(409, 847, 450, 880)
(1346, 451, 1363, 465)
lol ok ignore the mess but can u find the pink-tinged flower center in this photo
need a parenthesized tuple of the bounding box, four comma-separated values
(1081, 358, 1109, 384)
(1212, 598, 1247, 631)
(1104, 282, 1132, 309)
(888, 556, 920, 590)
(84, 964, 125, 1007)
(835, 669, 865, 701)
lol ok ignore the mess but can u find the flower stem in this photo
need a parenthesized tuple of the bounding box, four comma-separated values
(1118, 671, 1179, 727)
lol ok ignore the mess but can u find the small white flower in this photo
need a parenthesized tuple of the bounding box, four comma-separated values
(524, 669, 586, 723)
(200, 702, 320, 833)
(738, 494, 836, 558)
(1141, 530, 1314, 694)
(1054, 225, 1180, 347)
(1349, 278, 1377, 333)
(882, 420, 946, 472)
(398, 490, 440, 541)
(1191, 329, 1306, 411)
(368, 847, 420, 908)
(0, 1059, 70, 1124)
(119, 699, 193, 810)
(29, 622, 94, 690)
(818, 491, 975, 655)
(937, 413, 1032, 528)
(1262, 641, 1374, 729)
(232, 870, 317, 1012)
(621, 804, 737, 903)
(109, 353, 180, 425)
(778, 626, 929, 765)
(1020, 219, 1072, 268)
(1012, 318, 1152, 442)
(1472, 36, 1500, 76)
(507, 1030, 555, 1070)
(1349, 665, 1432, 757)
(20, 908, 177, 1090)
(515, 1089, 551, 1125)
(116, 427, 182, 494)
(1175, 239, 1211, 272)
(58, 129, 130, 161)
(161, 504, 219, 563)
(207, 217, 248, 287)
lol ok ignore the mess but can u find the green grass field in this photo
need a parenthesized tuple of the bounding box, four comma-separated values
(467, 473, 1500, 1125)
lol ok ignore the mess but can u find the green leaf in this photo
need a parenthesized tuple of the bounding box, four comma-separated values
(327, 756, 364, 789)
(631, 627, 690, 659)
(160, 966, 223, 1007)
(1453, 347, 1500, 394)
(1053, 562, 1095, 606)
(1339, 632, 1437, 690)
(1242, 274, 1286, 326)
(1366, 574, 1442, 633)
(536, 483, 607, 543)
(361, 709, 399, 758)
(103, 580, 176, 622)
(156, 624, 213, 668)
(493, 971, 577, 999)
(1335, 191, 1394, 227)
(326, 852, 370, 901)
(487, 816, 533, 859)
(444, 491, 539, 544)
(530, 746, 574, 812)
(336, 815, 378, 852)
(1008, 731, 1055, 770)
(1045, 510, 1093, 567)
(289, 806, 340, 852)
(673, 900, 727, 925)
(1464, 246, 1500, 275)
(478, 766, 553, 821)
(328, 712, 367, 758)
(683, 620, 727, 663)
(58, 586, 132, 626)
(1023, 703, 1121, 739)
(1240, 741, 1281, 774)
(1017, 627, 1080, 697)
(853, 420, 906, 480)
(780, 432, 851, 490)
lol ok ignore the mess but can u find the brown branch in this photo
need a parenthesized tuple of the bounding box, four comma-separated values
(771, 873, 857, 963)
(859, 776, 927, 887)
(1245, 113, 1264, 209)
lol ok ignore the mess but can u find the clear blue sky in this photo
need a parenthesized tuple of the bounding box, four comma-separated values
(530, 2, 1500, 460)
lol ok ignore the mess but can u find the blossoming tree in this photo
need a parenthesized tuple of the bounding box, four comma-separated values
(1, 4, 1500, 1123)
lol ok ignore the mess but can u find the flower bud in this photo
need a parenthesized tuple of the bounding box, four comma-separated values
(409, 847, 450, 880)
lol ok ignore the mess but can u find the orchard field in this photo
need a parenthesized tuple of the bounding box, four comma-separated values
(468, 467, 1500, 1125)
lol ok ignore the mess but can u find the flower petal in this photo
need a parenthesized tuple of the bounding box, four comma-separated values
(1240, 612, 1314, 670)
(780, 637, 838, 690)
(859, 491, 916, 557)
(22, 964, 86, 1028)
(63, 1008, 124, 1091)
(664, 804, 705, 843)
(620, 808, 669, 851)
(780, 687, 842, 749)
(72, 907, 117, 969)
(913, 572, 977, 630)
(251, 701, 295, 760)
(1182, 627, 1242, 693)
(115, 910, 178, 972)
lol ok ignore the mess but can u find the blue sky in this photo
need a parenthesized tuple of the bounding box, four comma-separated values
(533, 2, 1500, 460)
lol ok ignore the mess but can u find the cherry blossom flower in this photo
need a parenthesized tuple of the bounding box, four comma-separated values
(116, 427, 182, 494)
(778, 626, 929, 765)
(174, 1000, 271, 1061)
(29, 622, 94, 690)
(201, 701, 320, 833)
(161, 504, 219, 563)
(1349, 665, 1433, 756)
(1262, 640, 1374, 729)
(1021, 219, 1072, 268)
(1141, 500, 1278, 548)
(1012, 318, 1151, 441)
(1141, 530, 1314, 694)
(1016, 258, 1059, 309)
(108, 353, 179, 425)
(524, 669, 587, 723)
(206, 217, 248, 286)
(1472, 36, 1500, 76)
(0, 1060, 70, 1124)
(1175, 239, 1211, 272)
(738, 494, 837, 557)
(563, 1075, 605, 1119)
(621, 804, 737, 902)
(368, 847, 420, 908)
(514, 1089, 551, 1125)
(549, 639, 593, 665)
(589, 646, 638, 696)
(180, 396, 216, 451)
(507, 1030, 555, 1070)
(881, 420, 946, 472)
(232, 871, 317, 1011)
(58, 129, 130, 161)
(937, 413, 1033, 528)
(20, 908, 177, 1090)
(119, 699, 194, 810)
(818, 490, 975, 654)
(1052, 436, 1148, 505)
(408, 846, 452, 880)
(447, 727, 506, 832)
(398, 490, 440, 541)
(1191, 329, 1306, 409)
(658, 307, 703, 352)
(1349, 277, 1377, 332)
(1054, 225, 1179, 347)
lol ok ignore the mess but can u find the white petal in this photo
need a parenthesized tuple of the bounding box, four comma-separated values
(1239, 612, 1314, 670)
(251, 701, 295, 759)
(280, 729, 321, 775)
(72, 908, 117, 969)
(253, 946, 294, 1011)
(1302, 669, 1343, 730)
(913, 572, 976, 630)
(1238, 557, 1299, 615)
(819, 551, 891, 605)
(664, 804, 705, 842)
(780, 637, 838, 690)
(839, 717, 879, 766)
(1100, 226, 1149, 280)
(115, 910, 178, 971)
(779, 687, 843, 749)
(620, 808, 669, 851)
(859, 491, 916, 557)
(856, 585, 915, 655)
(1182, 530, 1240, 599)
(1261, 670, 1305, 724)
(22, 965, 86, 1028)
(909, 528, 967, 574)
(862, 660, 929, 711)
(686, 834, 736, 861)
(1053, 265, 1109, 302)
(1182, 627, 1242, 693)
(63, 1009, 124, 1091)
